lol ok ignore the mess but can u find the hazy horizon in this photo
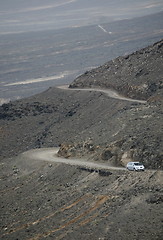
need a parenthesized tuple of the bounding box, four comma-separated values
(0, 0, 163, 34)
(0, 1, 163, 105)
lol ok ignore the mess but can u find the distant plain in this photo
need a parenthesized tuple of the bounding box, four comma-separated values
(0, 10, 163, 104)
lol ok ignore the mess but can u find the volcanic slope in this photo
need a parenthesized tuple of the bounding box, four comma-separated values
(0, 40, 163, 170)
(0, 40, 163, 240)
(70, 39, 163, 100)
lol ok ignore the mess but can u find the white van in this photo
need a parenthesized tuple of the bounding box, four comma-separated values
(126, 162, 145, 171)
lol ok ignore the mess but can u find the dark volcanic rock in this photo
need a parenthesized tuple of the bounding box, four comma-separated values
(0, 102, 58, 120)
(0, 40, 162, 170)
(70, 39, 163, 101)
(0, 40, 163, 240)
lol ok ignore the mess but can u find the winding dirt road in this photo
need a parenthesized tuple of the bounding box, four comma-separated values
(23, 148, 126, 171)
(58, 85, 147, 103)
(22, 86, 146, 170)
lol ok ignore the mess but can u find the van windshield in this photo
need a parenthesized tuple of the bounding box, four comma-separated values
(134, 163, 143, 166)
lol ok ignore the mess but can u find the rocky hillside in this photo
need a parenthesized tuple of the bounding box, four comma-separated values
(0, 40, 162, 170)
(70, 40, 163, 101)
(0, 40, 163, 240)
(60, 40, 163, 169)
(1, 151, 162, 240)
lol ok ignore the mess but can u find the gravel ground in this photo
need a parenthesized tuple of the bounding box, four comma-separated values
(0, 149, 162, 240)
(0, 40, 162, 239)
